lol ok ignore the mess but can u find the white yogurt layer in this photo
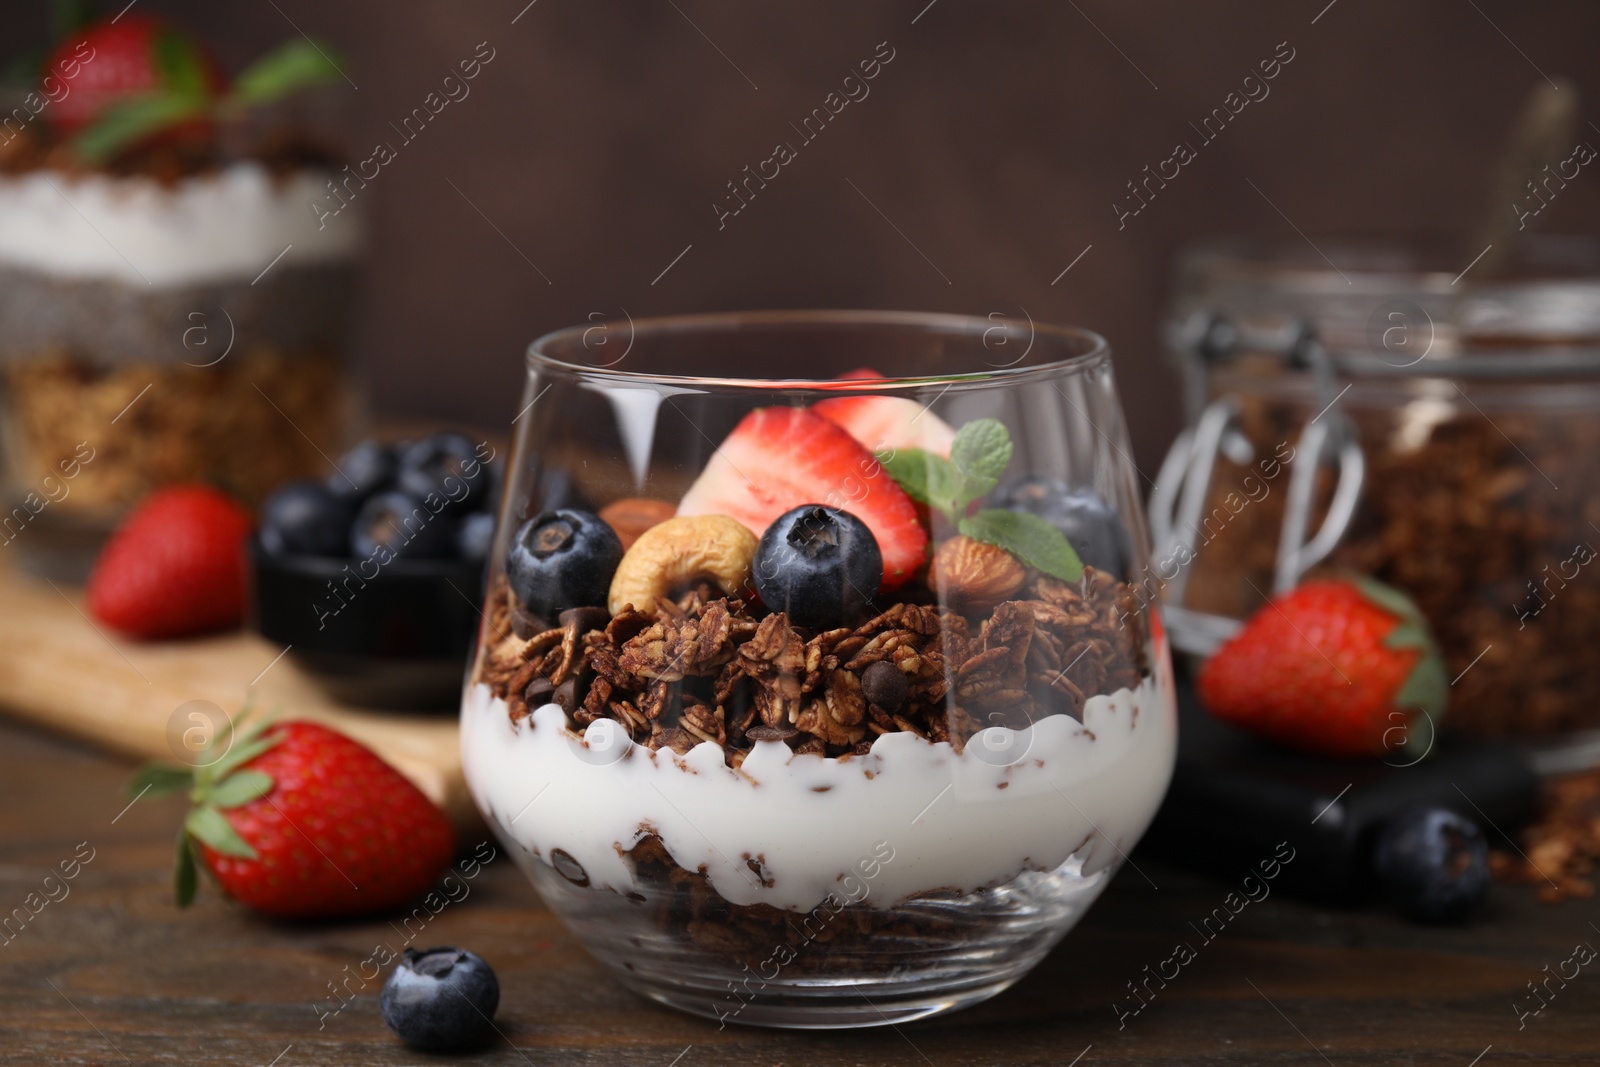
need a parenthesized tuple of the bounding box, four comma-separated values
(462, 664, 1176, 914)
(0, 163, 361, 286)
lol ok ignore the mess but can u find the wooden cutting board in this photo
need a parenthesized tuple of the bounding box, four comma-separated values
(0, 561, 478, 831)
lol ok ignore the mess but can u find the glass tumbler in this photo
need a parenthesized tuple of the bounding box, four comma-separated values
(460, 310, 1176, 1028)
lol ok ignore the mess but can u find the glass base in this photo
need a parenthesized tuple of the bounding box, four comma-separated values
(630, 973, 1020, 1029)
(519, 847, 1111, 1030)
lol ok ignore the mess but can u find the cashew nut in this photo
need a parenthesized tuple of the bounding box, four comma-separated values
(608, 514, 758, 616)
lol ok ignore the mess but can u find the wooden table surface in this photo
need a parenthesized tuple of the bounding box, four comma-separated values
(4, 716, 1598, 1067)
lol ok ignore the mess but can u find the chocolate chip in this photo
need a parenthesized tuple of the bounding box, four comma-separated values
(511, 603, 551, 639)
(559, 605, 610, 634)
(552, 676, 579, 714)
(550, 848, 589, 887)
(861, 660, 908, 713)
(524, 676, 556, 706)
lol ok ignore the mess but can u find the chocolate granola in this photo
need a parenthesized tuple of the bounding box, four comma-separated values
(483, 565, 1151, 969)
(478, 567, 1148, 767)
(1182, 389, 1600, 738)
(1492, 768, 1600, 903)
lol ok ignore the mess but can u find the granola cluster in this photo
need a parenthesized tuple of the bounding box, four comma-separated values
(2, 348, 346, 515)
(1493, 769, 1600, 904)
(479, 566, 1148, 766)
(620, 834, 959, 969)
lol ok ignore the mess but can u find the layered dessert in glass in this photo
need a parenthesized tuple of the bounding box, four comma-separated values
(461, 311, 1176, 1027)
(0, 14, 360, 575)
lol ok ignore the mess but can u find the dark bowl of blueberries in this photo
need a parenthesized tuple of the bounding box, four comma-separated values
(247, 433, 501, 710)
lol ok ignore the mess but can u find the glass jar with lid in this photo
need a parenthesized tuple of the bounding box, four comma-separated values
(1152, 236, 1600, 763)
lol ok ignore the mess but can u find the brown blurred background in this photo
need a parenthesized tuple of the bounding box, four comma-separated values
(6, 0, 1600, 469)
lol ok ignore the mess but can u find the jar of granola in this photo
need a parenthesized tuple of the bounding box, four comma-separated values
(461, 310, 1176, 1027)
(0, 21, 361, 578)
(1153, 236, 1600, 758)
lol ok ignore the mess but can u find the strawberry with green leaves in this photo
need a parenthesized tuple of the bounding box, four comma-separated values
(132, 715, 454, 919)
(43, 11, 348, 164)
(1198, 577, 1449, 760)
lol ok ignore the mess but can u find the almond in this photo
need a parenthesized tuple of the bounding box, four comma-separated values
(930, 535, 1027, 614)
(599, 497, 677, 551)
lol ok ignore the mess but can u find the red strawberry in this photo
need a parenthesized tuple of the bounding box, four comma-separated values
(1197, 577, 1448, 759)
(87, 484, 252, 640)
(813, 395, 956, 458)
(133, 719, 455, 919)
(43, 14, 224, 137)
(677, 407, 929, 589)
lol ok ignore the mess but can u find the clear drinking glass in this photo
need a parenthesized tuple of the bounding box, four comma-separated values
(460, 310, 1176, 1028)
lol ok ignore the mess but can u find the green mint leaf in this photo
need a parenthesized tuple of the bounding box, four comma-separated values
(174, 831, 198, 908)
(949, 468, 1000, 511)
(127, 763, 193, 799)
(229, 39, 346, 107)
(155, 29, 210, 99)
(878, 448, 959, 517)
(73, 93, 207, 164)
(960, 509, 1084, 582)
(206, 769, 275, 810)
(949, 418, 1013, 486)
(184, 805, 257, 860)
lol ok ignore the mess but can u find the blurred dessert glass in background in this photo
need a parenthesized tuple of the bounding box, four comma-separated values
(0, 13, 362, 578)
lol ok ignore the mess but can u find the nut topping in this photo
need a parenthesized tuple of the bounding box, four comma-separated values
(599, 497, 677, 551)
(930, 536, 1028, 614)
(608, 514, 758, 617)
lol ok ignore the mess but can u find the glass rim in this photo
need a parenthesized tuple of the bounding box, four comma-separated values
(525, 308, 1110, 390)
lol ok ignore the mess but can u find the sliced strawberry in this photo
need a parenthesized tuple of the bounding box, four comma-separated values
(812, 395, 956, 458)
(677, 407, 929, 589)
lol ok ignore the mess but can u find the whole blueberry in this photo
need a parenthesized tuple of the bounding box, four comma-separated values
(259, 480, 353, 557)
(457, 511, 497, 562)
(350, 490, 457, 561)
(998, 476, 1132, 577)
(380, 946, 499, 1052)
(506, 509, 623, 617)
(753, 505, 881, 630)
(328, 439, 396, 502)
(397, 433, 491, 512)
(1373, 806, 1490, 924)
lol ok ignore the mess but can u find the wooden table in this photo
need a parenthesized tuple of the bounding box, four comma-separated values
(4, 716, 1598, 1067)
